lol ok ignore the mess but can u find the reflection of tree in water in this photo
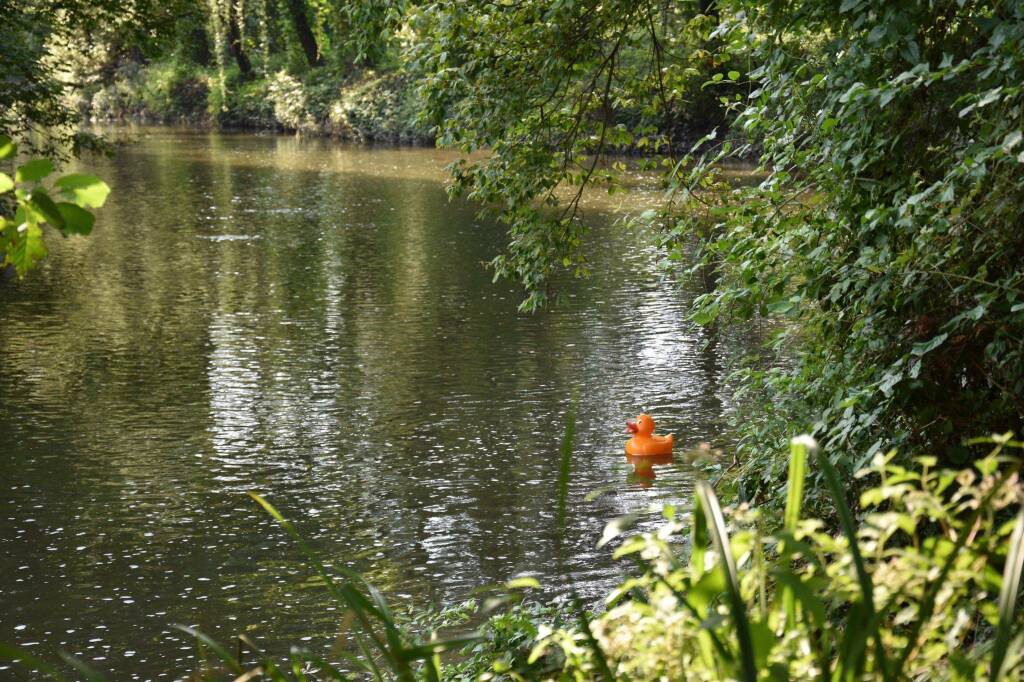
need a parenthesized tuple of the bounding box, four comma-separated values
(0, 129, 764, 675)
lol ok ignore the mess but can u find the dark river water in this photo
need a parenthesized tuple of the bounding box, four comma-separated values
(0, 127, 755, 678)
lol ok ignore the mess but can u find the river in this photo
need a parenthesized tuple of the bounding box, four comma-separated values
(0, 127, 756, 678)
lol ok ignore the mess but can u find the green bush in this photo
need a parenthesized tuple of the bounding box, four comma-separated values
(137, 61, 210, 121)
(508, 435, 1024, 681)
(401, 599, 572, 682)
(669, 1, 1024, 499)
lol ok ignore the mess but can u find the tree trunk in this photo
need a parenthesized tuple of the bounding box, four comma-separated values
(284, 0, 321, 67)
(227, 1, 253, 78)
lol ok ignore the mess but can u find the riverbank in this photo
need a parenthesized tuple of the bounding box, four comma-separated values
(74, 61, 433, 144)
(70, 58, 731, 153)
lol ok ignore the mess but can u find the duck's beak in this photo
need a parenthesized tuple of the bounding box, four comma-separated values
(626, 420, 639, 434)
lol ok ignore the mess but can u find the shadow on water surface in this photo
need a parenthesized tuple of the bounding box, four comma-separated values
(0, 126, 762, 678)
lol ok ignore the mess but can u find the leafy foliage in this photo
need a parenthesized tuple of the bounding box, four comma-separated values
(409, 0, 735, 310)
(0, 135, 109, 276)
(0, 0, 187, 156)
(406, 0, 1024, 494)
(660, 1, 1024, 498)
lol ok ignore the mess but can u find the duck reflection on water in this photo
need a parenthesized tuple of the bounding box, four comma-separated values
(625, 452, 674, 488)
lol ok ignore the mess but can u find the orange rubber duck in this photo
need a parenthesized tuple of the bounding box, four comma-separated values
(625, 414, 674, 456)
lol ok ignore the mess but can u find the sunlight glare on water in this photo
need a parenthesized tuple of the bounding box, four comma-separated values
(0, 127, 758, 678)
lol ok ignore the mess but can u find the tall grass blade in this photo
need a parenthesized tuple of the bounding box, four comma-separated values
(695, 480, 757, 682)
(813, 449, 891, 681)
(991, 508, 1024, 681)
(55, 653, 108, 682)
(573, 593, 616, 681)
(174, 625, 244, 676)
(691, 491, 708, 580)
(783, 436, 811, 628)
(422, 651, 441, 682)
(834, 603, 871, 682)
(355, 634, 385, 682)
(248, 492, 415, 680)
(0, 643, 69, 680)
(813, 452, 874, 613)
(556, 402, 576, 538)
(551, 403, 613, 679)
(784, 436, 810, 532)
(688, 491, 732, 675)
(772, 569, 830, 681)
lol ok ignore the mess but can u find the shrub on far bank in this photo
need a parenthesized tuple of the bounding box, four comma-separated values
(138, 62, 210, 122)
(79, 60, 433, 144)
(329, 72, 427, 143)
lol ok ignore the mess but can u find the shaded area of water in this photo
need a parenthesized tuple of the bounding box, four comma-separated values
(0, 127, 755, 678)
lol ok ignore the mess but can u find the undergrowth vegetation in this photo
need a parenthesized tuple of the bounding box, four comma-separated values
(4, 434, 1021, 680)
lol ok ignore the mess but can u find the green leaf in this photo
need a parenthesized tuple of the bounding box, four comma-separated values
(0, 135, 16, 160)
(16, 159, 55, 183)
(601, 512, 641, 549)
(990, 509, 1024, 680)
(690, 564, 727, 613)
(728, 70, 741, 81)
(56, 202, 95, 235)
(505, 576, 541, 590)
(1001, 131, 1022, 154)
(0, 172, 12, 193)
(29, 188, 65, 230)
(772, 570, 826, 626)
(692, 308, 718, 325)
(6, 222, 48, 275)
(912, 333, 948, 356)
(55, 174, 111, 208)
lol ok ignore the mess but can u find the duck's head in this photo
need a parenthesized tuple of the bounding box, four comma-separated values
(626, 413, 655, 436)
